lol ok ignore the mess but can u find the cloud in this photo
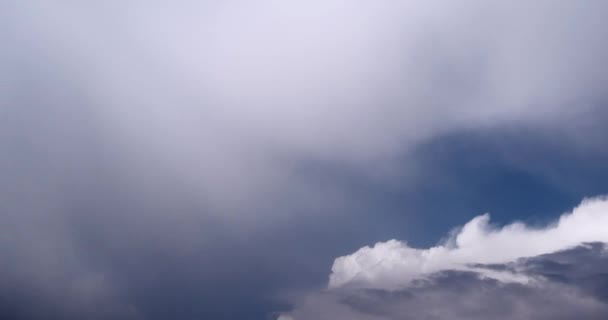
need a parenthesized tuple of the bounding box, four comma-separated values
(286, 254, 608, 320)
(283, 233, 608, 320)
(2, 1, 608, 319)
(3, 1, 608, 212)
(330, 196, 608, 289)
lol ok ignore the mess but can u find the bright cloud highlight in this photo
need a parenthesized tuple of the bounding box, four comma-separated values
(330, 196, 608, 289)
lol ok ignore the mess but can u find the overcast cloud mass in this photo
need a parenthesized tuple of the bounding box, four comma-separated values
(2, 1, 608, 319)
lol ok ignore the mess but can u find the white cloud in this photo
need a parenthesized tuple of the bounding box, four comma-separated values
(329, 196, 608, 289)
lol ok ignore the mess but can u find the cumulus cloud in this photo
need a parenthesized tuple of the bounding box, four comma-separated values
(330, 196, 608, 289)
(282, 205, 608, 320)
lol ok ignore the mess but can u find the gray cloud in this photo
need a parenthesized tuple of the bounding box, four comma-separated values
(2, 1, 608, 319)
(3, 1, 608, 210)
(282, 243, 608, 320)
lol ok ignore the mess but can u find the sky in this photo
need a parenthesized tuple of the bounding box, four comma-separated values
(1, 1, 608, 319)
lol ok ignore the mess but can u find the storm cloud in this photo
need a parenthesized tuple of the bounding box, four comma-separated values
(3, 0, 608, 208)
(2, 1, 608, 319)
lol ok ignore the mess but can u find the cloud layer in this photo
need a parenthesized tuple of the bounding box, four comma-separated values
(285, 244, 608, 320)
(3, 1, 608, 212)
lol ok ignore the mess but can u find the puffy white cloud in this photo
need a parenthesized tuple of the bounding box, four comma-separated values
(330, 196, 608, 289)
